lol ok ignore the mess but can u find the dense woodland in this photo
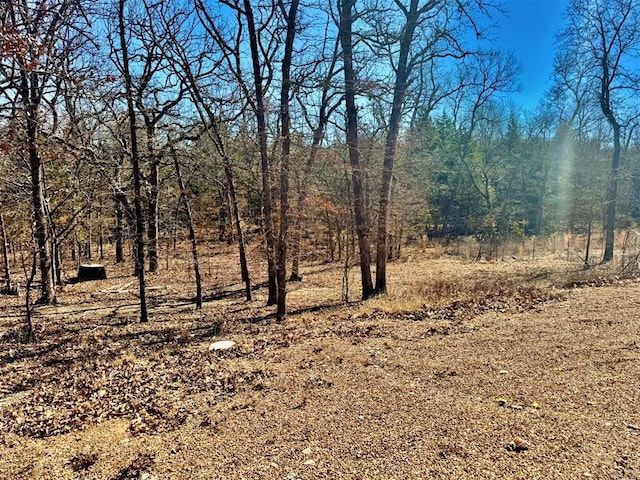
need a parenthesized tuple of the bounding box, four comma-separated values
(1, 0, 639, 324)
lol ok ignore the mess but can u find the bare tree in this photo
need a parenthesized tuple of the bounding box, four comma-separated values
(336, 0, 504, 296)
(118, 0, 148, 322)
(194, 0, 280, 305)
(374, 0, 468, 294)
(128, 0, 188, 273)
(162, 4, 253, 301)
(243, 0, 279, 306)
(274, 0, 301, 322)
(0, 0, 92, 303)
(289, 30, 343, 282)
(338, 0, 375, 299)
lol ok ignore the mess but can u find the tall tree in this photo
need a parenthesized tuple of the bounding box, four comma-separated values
(338, 0, 375, 299)
(163, 5, 254, 301)
(118, 0, 149, 322)
(374, 0, 468, 293)
(243, 0, 279, 305)
(274, 0, 300, 322)
(129, 0, 187, 273)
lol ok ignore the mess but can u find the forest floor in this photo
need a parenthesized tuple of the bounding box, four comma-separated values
(1, 240, 640, 479)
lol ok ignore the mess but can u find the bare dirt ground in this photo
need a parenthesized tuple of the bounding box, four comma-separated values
(1, 241, 639, 479)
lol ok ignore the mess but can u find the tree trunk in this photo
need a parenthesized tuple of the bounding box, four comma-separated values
(602, 123, 620, 263)
(218, 184, 228, 242)
(223, 159, 252, 301)
(274, 0, 300, 322)
(375, 2, 419, 294)
(244, 0, 278, 306)
(339, 0, 374, 300)
(114, 197, 124, 263)
(0, 213, 11, 288)
(119, 0, 148, 323)
(87, 208, 92, 261)
(26, 99, 56, 305)
(146, 123, 160, 272)
(21, 239, 38, 343)
(584, 201, 593, 269)
(99, 209, 104, 261)
(170, 143, 202, 309)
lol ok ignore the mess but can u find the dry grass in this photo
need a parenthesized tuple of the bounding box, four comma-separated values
(0, 241, 639, 479)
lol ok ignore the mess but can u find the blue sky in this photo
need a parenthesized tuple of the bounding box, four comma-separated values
(496, 0, 570, 109)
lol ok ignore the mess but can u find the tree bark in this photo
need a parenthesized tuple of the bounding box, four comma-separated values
(339, 0, 374, 300)
(26, 96, 56, 304)
(375, 1, 420, 294)
(0, 213, 11, 288)
(274, 0, 300, 322)
(119, 0, 148, 323)
(147, 128, 160, 273)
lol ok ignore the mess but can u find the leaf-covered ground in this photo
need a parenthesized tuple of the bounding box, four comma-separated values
(1, 243, 639, 479)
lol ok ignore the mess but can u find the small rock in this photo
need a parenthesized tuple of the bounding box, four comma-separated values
(510, 404, 524, 410)
(302, 459, 316, 466)
(499, 370, 509, 375)
(209, 340, 236, 351)
(302, 447, 313, 456)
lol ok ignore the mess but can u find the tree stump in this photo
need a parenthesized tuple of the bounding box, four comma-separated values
(77, 264, 107, 281)
(0, 281, 19, 296)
